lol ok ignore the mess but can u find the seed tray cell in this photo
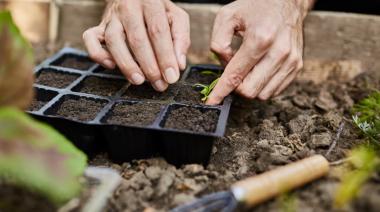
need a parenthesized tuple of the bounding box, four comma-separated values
(28, 47, 233, 166)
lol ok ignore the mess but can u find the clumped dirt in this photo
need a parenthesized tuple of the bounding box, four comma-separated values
(123, 83, 176, 101)
(0, 183, 56, 212)
(87, 70, 380, 212)
(53, 96, 107, 122)
(164, 106, 219, 133)
(36, 69, 79, 88)
(185, 69, 220, 85)
(53, 55, 94, 70)
(74, 76, 125, 97)
(174, 85, 204, 105)
(104, 102, 162, 126)
(94, 67, 123, 76)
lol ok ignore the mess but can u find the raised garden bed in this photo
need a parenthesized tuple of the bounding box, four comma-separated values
(27, 48, 232, 166)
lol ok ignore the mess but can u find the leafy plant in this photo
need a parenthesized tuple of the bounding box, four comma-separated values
(334, 91, 380, 207)
(0, 10, 87, 207)
(194, 78, 219, 101)
(0, 11, 34, 109)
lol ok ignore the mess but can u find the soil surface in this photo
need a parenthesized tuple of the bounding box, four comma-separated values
(164, 106, 219, 133)
(0, 183, 56, 212)
(74, 76, 125, 97)
(88, 71, 380, 212)
(28, 99, 47, 111)
(104, 102, 162, 126)
(185, 69, 220, 85)
(53, 96, 107, 122)
(36, 69, 79, 88)
(123, 83, 176, 101)
(174, 85, 204, 105)
(94, 66, 123, 76)
(53, 55, 94, 70)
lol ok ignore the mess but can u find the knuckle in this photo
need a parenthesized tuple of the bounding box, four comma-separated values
(252, 31, 275, 49)
(225, 73, 243, 88)
(296, 60, 304, 71)
(148, 20, 169, 38)
(210, 41, 229, 56)
(239, 88, 255, 99)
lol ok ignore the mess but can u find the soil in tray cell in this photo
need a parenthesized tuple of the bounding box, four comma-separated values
(163, 105, 219, 133)
(93, 66, 123, 76)
(123, 83, 175, 101)
(35, 69, 80, 89)
(28, 88, 58, 111)
(103, 102, 162, 127)
(48, 95, 107, 122)
(185, 68, 221, 85)
(51, 54, 94, 70)
(174, 85, 204, 105)
(73, 76, 126, 97)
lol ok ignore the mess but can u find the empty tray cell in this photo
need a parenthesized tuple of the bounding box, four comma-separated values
(102, 101, 162, 127)
(123, 83, 175, 100)
(161, 104, 220, 133)
(45, 95, 108, 122)
(185, 67, 222, 84)
(174, 85, 204, 105)
(35, 68, 80, 89)
(50, 54, 94, 70)
(28, 88, 58, 111)
(93, 66, 123, 76)
(72, 76, 126, 97)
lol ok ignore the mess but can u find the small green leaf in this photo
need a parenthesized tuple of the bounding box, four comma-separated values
(334, 146, 378, 207)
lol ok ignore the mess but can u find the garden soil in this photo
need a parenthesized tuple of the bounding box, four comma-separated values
(88, 71, 380, 212)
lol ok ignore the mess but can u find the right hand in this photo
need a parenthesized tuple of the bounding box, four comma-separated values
(83, 0, 190, 91)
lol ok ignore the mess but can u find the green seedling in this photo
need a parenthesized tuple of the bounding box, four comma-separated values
(194, 78, 220, 102)
(334, 91, 380, 207)
(200, 69, 222, 77)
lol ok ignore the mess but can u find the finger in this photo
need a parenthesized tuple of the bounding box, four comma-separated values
(273, 69, 298, 96)
(118, 0, 168, 92)
(235, 37, 291, 100)
(210, 6, 237, 64)
(258, 65, 296, 100)
(83, 26, 115, 69)
(143, 0, 180, 84)
(206, 31, 274, 105)
(105, 17, 145, 85)
(166, 3, 191, 70)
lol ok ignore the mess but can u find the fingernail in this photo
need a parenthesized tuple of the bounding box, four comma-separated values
(103, 59, 115, 69)
(130, 73, 145, 85)
(180, 54, 187, 70)
(153, 80, 168, 92)
(164, 67, 179, 84)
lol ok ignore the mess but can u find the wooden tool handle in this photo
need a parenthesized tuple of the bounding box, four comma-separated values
(231, 155, 329, 207)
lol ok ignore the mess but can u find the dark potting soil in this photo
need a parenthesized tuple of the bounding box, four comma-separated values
(0, 184, 56, 212)
(74, 76, 125, 97)
(53, 55, 94, 70)
(36, 70, 79, 88)
(185, 69, 220, 85)
(164, 106, 219, 133)
(28, 100, 47, 111)
(54, 97, 107, 122)
(123, 83, 176, 101)
(94, 66, 123, 76)
(104, 102, 162, 126)
(174, 85, 204, 105)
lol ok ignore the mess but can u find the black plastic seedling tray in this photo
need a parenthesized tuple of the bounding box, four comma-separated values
(27, 47, 232, 166)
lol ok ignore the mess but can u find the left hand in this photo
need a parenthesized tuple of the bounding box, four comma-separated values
(206, 0, 313, 105)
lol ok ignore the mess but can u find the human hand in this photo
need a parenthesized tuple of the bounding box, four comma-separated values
(207, 0, 314, 104)
(83, 0, 190, 91)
